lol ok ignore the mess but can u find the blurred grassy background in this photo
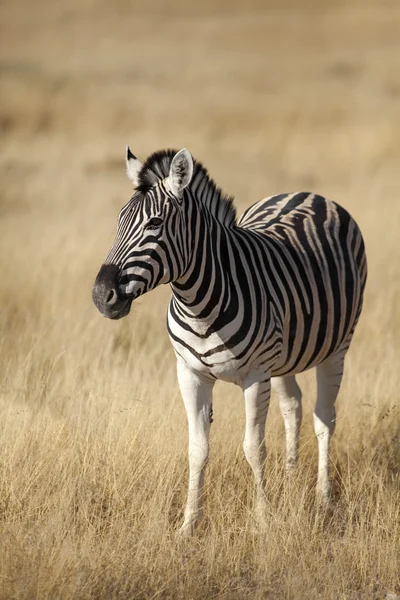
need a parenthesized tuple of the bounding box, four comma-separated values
(0, 0, 399, 598)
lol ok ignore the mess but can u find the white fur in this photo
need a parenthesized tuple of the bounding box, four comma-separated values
(272, 376, 302, 470)
(168, 149, 193, 196)
(126, 146, 143, 187)
(314, 351, 344, 503)
(176, 359, 214, 537)
(242, 372, 271, 524)
(176, 356, 344, 536)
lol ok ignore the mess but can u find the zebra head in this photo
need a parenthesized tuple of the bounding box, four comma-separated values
(92, 147, 194, 319)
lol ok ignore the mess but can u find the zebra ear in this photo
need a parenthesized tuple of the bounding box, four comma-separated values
(168, 149, 193, 196)
(126, 146, 142, 187)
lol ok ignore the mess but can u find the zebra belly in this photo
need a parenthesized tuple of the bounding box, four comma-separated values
(171, 341, 254, 385)
(270, 346, 334, 377)
(169, 328, 290, 387)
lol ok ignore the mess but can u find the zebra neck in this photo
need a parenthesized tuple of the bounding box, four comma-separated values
(170, 215, 236, 322)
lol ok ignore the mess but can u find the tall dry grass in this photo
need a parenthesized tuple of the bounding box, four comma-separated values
(0, 0, 399, 598)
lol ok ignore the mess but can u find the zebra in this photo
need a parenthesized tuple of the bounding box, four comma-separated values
(92, 147, 367, 536)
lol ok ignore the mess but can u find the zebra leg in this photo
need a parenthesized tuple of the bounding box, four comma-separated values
(272, 375, 303, 471)
(314, 349, 346, 504)
(242, 372, 271, 524)
(176, 361, 215, 537)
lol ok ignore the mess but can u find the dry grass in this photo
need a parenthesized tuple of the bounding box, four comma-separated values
(0, 0, 399, 598)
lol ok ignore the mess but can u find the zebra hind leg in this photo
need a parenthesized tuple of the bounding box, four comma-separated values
(314, 348, 346, 505)
(272, 375, 303, 471)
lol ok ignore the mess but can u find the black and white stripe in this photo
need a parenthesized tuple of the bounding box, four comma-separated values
(93, 147, 367, 535)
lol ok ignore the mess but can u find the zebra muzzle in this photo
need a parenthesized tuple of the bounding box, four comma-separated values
(92, 263, 131, 319)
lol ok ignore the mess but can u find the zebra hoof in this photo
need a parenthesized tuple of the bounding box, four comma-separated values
(176, 520, 197, 540)
(316, 484, 334, 511)
(285, 462, 299, 475)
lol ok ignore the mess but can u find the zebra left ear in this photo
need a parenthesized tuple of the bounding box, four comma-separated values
(126, 146, 142, 187)
(168, 149, 193, 196)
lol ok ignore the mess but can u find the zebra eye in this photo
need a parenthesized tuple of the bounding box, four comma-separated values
(145, 217, 163, 230)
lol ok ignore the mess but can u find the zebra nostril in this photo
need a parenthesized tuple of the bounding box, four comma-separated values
(105, 289, 118, 305)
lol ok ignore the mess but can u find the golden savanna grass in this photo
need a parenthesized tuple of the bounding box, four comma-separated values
(0, 0, 399, 598)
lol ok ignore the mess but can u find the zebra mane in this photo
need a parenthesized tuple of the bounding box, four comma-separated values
(137, 149, 237, 228)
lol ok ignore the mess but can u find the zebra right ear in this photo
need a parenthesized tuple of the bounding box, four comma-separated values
(168, 149, 193, 196)
(126, 146, 142, 187)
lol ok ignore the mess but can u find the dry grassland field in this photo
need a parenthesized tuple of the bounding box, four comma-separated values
(0, 0, 400, 598)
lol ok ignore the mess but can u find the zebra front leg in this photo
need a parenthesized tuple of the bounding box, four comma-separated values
(177, 361, 214, 537)
(272, 376, 302, 471)
(242, 372, 271, 524)
(314, 349, 346, 504)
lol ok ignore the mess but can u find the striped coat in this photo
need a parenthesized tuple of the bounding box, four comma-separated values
(93, 148, 367, 536)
